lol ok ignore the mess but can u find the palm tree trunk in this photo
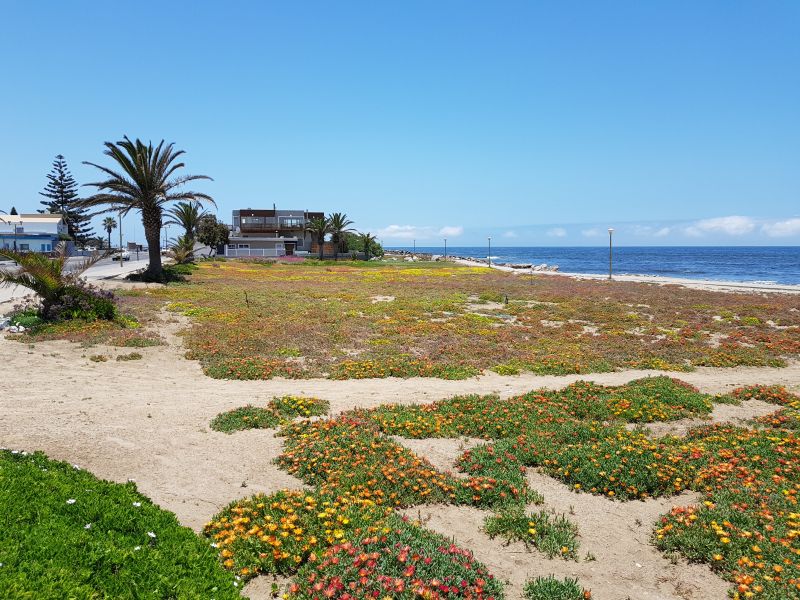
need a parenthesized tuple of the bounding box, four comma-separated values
(107, 231, 111, 249)
(142, 209, 163, 277)
(318, 236, 324, 260)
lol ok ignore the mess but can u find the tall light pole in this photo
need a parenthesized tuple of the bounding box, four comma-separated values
(413, 239, 415, 255)
(608, 228, 614, 280)
(444, 238, 447, 261)
(488, 236, 492, 267)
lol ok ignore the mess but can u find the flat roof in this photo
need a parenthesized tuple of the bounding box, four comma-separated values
(0, 213, 64, 223)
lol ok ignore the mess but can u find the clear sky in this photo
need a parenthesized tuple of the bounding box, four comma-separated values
(1, 1, 798, 246)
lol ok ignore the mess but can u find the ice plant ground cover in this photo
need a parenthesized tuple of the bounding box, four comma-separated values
(0, 449, 239, 598)
(348, 382, 800, 599)
(204, 377, 727, 598)
(205, 414, 585, 598)
(135, 259, 799, 379)
(10, 259, 799, 378)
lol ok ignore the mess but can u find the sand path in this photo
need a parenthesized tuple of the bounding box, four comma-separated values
(1, 315, 798, 599)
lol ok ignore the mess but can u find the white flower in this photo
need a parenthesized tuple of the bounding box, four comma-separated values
(147, 531, 156, 538)
(132, 502, 141, 507)
(73, 464, 80, 470)
(84, 524, 92, 529)
(134, 546, 141, 551)
(210, 542, 218, 548)
(66, 499, 76, 505)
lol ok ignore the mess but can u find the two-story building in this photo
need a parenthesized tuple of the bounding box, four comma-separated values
(0, 213, 67, 254)
(226, 208, 324, 257)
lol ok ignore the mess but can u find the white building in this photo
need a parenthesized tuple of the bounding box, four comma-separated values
(0, 213, 67, 253)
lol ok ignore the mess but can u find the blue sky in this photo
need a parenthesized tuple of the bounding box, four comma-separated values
(0, 1, 798, 246)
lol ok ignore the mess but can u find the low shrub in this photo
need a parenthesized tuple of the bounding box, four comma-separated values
(210, 396, 330, 433)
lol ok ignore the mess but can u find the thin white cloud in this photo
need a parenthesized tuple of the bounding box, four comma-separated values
(502, 230, 518, 238)
(375, 224, 463, 240)
(633, 225, 671, 238)
(546, 227, 567, 238)
(684, 215, 755, 237)
(439, 225, 463, 237)
(376, 225, 427, 239)
(762, 218, 800, 238)
(581, 228, 601, 237)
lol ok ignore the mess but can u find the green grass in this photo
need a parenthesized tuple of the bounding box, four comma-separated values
(485, 509, 580, 559)
(0, 449, 239, 599)
(523, 576, 587, 600)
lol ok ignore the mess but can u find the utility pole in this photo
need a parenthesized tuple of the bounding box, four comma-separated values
(488, 236, 492, 267)
(444, 238, 447, 261)
(608, 228, 614, 280)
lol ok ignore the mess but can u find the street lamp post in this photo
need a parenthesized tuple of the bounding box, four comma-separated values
(488, 236, 492, 267)
(608, 228, 614, 280)
(444, 238, 447, 261)
(413, 239, 415, 255)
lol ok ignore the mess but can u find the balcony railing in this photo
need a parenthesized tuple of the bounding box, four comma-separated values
(240, 217, 306, 229)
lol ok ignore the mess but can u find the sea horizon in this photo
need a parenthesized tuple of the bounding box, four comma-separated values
(387, 245, 800, 285)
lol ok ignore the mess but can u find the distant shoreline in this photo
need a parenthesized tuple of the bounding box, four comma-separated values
(384, 246, 800, 289)
(450, 257, 800, 295)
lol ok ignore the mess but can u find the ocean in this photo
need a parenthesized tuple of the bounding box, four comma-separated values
(389, 246, 800, 285)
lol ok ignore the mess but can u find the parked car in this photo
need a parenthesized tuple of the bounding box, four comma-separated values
(112, 250, 131, 261)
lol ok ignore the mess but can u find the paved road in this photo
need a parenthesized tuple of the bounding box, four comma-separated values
(0, 255, 149, 309)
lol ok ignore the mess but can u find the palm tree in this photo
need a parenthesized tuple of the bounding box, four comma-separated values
(328, 212, 355, 259)
(0, 242, 105, 318)
(80, 137, 213, 279)
(359, 232, 378, 260)
(165, 200, 207, 239)
(102, 217, 117, 249)
(305, 216, 330, 260)
(170, 234, 196, 264)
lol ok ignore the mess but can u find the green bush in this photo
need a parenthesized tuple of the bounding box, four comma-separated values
(0, 450, 239, 598)
(10, 310, 43, 329)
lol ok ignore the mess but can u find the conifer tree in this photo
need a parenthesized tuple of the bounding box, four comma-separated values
(39, 155, 93, 244)
(9, 207, 18, 215)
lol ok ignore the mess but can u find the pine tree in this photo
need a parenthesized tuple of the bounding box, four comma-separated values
(39, 155, 93, 244)
(9, 207, 18, 215)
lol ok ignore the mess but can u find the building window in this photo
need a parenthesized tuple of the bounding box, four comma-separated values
(241, 217, 264, 226)
(19, 243, 29, 251)
(237, 244, 250, 249)
(281, 217, 303, 228)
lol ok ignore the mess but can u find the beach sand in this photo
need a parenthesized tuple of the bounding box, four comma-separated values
(1, 302, 799, 599)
